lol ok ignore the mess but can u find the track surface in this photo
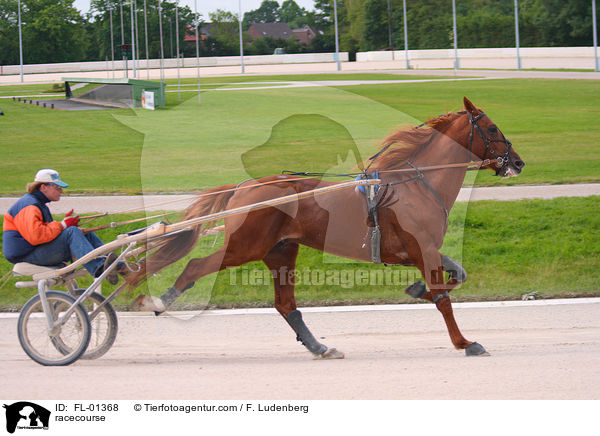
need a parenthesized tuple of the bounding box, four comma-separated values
(2, 299, 599, 400)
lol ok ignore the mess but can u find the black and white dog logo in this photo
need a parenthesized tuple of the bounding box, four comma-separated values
(3, 402, 50, 433)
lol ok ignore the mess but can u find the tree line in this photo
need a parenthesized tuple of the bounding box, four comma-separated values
(1, 0, 598, 65)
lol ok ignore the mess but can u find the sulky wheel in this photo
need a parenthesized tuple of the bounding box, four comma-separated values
(71, 289, 118, 360)
(17, 291, 91, 366)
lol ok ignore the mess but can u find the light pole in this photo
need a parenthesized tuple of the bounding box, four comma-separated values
(194, 0, 201, 104)
(176, 3, 181, 102)
(593, 0, 599, 72)
(452, 0, 459, 70)
(18, 0, 23, 82)
(387, 0, 393, 52)
(144, 0, 149, 79)
(334, 0, 340, 71)
(158, 0, 165, 85)
(130, 0, 137, 77)
(169, 17, 173, 58)
(239, 0, 245, 74)
(120, 0, 127, 77)
(515, 0, 521, 70)
(109, 6, 115, 78)
(135, 0, 139, 68)
(403, 0, 409, 69)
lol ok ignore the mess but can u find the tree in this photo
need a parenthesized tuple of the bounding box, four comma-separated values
(206, 9, 242, 56)
(0, 0, 19, 65)
(310, 0, 340, 47)
(279, 0, 308, 28)
(243, 1, 280, 28)
(363, 0, 388, 50)
(313, 0, 334, 26)
(309, 0, 362, 57)
(88, 0, 195, 62)
(519, 0, 599, 47)
(0, 0, 89, 64)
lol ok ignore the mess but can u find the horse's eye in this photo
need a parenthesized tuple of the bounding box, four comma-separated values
(488, 126, 498, 135)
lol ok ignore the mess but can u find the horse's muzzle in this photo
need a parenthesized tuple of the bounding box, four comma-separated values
(500, 159, 525, 177)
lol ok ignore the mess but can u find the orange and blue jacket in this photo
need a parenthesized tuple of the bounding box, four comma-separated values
(2, 191, 62, 263)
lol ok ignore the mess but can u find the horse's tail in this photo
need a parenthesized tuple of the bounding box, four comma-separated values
(127, 184, 237, 286)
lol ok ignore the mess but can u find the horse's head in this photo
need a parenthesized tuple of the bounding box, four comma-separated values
(463, 97, 525, 177)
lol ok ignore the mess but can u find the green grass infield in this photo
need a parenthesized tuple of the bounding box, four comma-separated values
(0, 75, 598, 194)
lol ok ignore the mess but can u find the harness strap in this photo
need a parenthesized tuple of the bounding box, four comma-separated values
(367, 183, 382, 264)
(365, 143, 393, 172)
(357, 171, 383, 264)
(468, 111, 512, 175)
(407, 161, 449, 229)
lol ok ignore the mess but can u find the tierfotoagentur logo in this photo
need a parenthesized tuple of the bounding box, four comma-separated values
(3, 402, 50, 433)
(230, 265, 421, 289)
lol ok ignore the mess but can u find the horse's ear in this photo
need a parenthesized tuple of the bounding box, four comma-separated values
(463, 97, 477, 114)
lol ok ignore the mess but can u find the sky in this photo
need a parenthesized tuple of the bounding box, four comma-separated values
(73, 1, 317, 20)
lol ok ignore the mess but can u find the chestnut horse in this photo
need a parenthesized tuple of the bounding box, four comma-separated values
(130, 97, 525, 358)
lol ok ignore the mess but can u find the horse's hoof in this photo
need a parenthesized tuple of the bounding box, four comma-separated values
(465, 342, 490, 357)
(404, 280, 427, 299)
(131, 294, 165, 314)
(314, 348, 345, 360)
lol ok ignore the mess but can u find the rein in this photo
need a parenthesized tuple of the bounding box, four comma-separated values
(81, 213, 176, 234)
(77, 175, 327, 230)
(284, 159, 496, 178)
(379, 158, 497, 175)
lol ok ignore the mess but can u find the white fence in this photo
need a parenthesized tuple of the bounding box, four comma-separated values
(356, 47, 598, 70)
(1, 47, 596, 77)
(0, 52, 349, 76)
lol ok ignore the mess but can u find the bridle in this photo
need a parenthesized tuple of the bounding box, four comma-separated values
(467, 111, 513, 175)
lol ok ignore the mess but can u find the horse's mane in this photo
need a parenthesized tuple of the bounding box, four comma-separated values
(369, 110, 466, 171)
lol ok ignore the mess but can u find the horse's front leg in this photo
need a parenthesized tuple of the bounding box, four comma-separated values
(413, 250, 489, 356)
(405, 254, 467, 301)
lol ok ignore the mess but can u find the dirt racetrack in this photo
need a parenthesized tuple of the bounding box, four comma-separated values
(1, 298, 599, 400)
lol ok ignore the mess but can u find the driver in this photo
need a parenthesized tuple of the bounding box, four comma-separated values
(2, 169, 119, 284)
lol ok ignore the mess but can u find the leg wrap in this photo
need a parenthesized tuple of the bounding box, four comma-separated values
(160, 286, 184, 309)
(404, 280, 427, 299)
(441, 255, 467, 283)
(160, 282, 194, 310)
(286, 310, 327, 355)
(432, 291, 450, 304)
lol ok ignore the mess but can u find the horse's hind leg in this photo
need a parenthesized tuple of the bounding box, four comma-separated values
(131, 247, 233, 314)
(263, 241, 343, 359)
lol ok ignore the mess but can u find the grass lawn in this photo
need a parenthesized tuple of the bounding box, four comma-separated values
(0, 75, 598, 193)
(1, 196, 598, 310)
(0, 73, 459, 97)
